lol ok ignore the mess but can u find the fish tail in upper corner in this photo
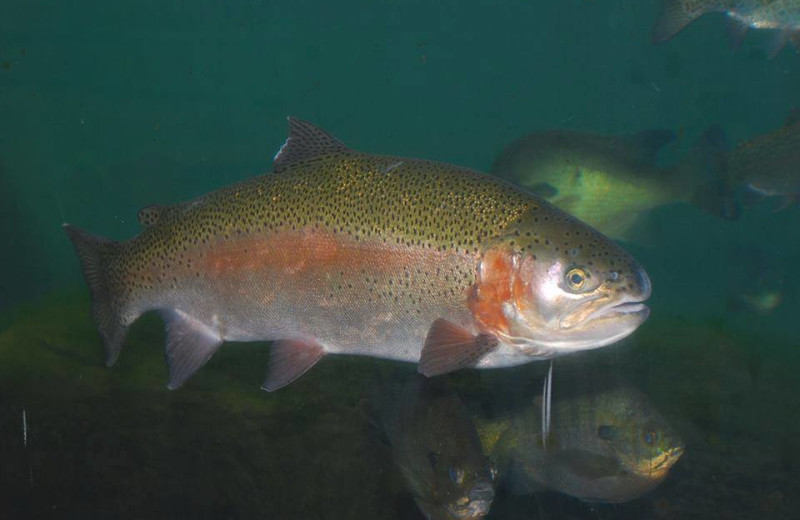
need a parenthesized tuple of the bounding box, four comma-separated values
(652, 0, 708, 44)
(677, 125, 741, 220)
(63, 223, 134, 367)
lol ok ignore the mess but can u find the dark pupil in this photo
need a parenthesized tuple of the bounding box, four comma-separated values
(645, 431, 656, 444)
(570, 273, 583, 285)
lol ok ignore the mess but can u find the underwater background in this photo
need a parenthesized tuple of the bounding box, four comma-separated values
(1, 1, 799, 518)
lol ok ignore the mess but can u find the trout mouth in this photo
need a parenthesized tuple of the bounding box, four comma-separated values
(559, 296, 650, 330)
(606, 301, 650, 318)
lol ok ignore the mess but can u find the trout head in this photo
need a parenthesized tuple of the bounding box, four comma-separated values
(469, 211, 651, 359)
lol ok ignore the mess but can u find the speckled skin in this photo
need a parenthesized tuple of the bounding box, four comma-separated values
(728, 116, 800, 195)
(70, 120, 651, 380)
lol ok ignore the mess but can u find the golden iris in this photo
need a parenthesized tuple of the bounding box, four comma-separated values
(565, 267, 587, 291)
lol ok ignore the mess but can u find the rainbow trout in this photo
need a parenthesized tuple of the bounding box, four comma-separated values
(64, 119, 651, 391)
(726, 109, 800, 207)
(652, 0, 800, 58)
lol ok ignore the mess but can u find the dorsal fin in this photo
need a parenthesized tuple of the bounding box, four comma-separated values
(273, 117, 350, 173)
(137, 205, 162, 226)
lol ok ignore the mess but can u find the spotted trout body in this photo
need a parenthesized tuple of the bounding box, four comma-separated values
(727, 110, 800, 200)
(65, 119, 650, 391)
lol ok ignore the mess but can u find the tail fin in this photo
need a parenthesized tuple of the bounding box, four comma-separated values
(63, 224, 130, 366)
(652, 0, 705, 44)
(677, 125, 740, 220)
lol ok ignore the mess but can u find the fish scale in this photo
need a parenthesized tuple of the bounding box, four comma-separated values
(64, 118, 651, 392)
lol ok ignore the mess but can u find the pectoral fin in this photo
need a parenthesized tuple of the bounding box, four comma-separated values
(262, 338, 326, 391)
(418, 319, 498, 377)
(505, 459, 546, 495)
(161, 309, 223, 390)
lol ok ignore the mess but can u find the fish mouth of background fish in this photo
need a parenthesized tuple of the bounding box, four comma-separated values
(631, 445, 685, 479)
(447, 479, 494, 519)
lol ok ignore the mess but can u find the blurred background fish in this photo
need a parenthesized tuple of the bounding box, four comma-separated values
(476, 370, 684, 504)
(491, 127, 733, 244)
(652, 0, 800, 58)
(363, 375, 496, 520)
(727, 243, 785, 315)
(722, 109, 800, 211)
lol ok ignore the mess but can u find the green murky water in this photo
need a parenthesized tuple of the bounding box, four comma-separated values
(2, 1, 799, 518)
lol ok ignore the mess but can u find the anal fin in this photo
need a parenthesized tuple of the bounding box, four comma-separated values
(725, 17, 748, 49)
(418, 319, 498, 377)
(161, 309, 223, 390)
(262, 337, 326, 391)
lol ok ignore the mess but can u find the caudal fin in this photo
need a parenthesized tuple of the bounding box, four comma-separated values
(652, 0, 706, 44)
(677, 126, 741, 220)
(63, 224, 131, 366)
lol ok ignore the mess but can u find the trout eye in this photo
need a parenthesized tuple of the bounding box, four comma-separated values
(565, 267, 588, 291)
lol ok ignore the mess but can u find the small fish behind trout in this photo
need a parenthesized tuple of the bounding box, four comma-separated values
(64, 118, 651, 392)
